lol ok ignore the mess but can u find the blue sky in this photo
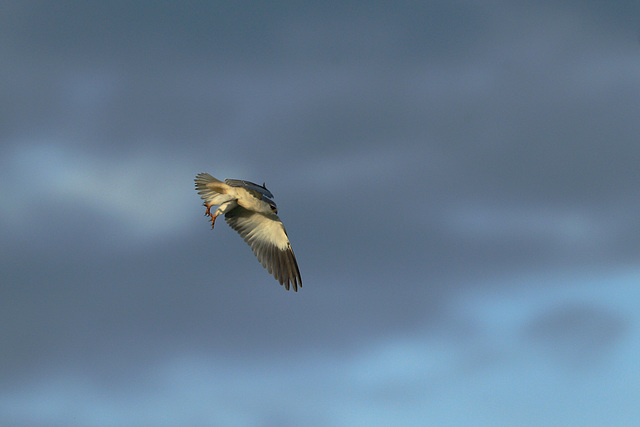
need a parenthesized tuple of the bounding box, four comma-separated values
(2, 1, 640, 425)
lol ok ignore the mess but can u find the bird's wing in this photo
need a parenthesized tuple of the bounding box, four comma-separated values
(225, 206, 302, 291)
(225, 178, 274, 199)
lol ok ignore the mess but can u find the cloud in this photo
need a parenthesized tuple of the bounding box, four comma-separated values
(2, 1, 640, 425)
(1, 142, 197, 245)
(2, 267, 639, 426)
(524, 303, 628, 365)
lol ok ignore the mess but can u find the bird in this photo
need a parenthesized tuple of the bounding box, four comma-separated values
(194, 172, 302, 291)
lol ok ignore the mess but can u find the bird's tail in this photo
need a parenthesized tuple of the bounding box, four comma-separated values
(195, 173, 231, 202)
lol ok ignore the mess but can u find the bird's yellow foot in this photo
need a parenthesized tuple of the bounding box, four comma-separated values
(204, 203, 213, 217)
(210, 213, 218, 229)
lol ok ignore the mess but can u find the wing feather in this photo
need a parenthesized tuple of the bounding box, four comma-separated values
(225, 207, 302, 291)
(225, 178, 274, 199)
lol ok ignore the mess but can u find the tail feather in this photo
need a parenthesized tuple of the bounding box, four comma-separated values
(195, 173, 231, 202)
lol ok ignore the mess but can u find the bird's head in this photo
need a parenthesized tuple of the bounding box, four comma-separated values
(261, 196, 278, 214)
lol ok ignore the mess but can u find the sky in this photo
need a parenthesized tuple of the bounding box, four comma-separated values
(1, 1, 640, 425)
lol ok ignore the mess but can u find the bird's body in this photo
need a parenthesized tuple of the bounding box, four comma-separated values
(194, 173, 302, 291)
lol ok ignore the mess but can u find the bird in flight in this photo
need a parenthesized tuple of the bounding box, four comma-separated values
(194, 173, 302, 291)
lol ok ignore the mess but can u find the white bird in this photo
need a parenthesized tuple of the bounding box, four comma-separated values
(194, 173, 302, 291)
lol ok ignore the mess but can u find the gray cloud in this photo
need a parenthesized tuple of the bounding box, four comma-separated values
(2, 1, 640, 424)
(524, 303, 628, 365)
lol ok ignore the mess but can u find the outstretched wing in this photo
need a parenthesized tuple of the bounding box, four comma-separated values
(225, 206, 302, 291)
(225, 178, 274, 199)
